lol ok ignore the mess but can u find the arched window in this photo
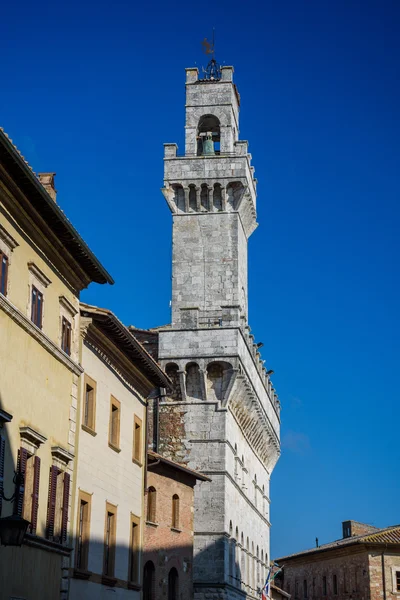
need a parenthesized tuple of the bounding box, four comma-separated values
(172, 494, 179, 529)
(147, 487, 156, 523)
(235, 527, 240, 587)
(206, 361, 233, 402)
(229, 521, 235, 581)
(186, 362, 203, 401)
(257, 546, 260, 589)
(197, 114, 221, 155)
(143, 561, 155, 600)
(200, 184, 209, 211)
(189, 184, 197, 212)
(213, 183, 222, 211)
(241, 533, 246, 587)
(173, 185, 185, 212)
(165, 364, 182, 401)
(168, 567, 179, 600)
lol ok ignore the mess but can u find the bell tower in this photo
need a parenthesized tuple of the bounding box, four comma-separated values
(158, 62, 281, 600)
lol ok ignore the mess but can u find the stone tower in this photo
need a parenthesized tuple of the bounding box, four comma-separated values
(157, 64, 281, 600)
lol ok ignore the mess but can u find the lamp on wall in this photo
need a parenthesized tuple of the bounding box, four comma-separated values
(0, 471, 30, 546)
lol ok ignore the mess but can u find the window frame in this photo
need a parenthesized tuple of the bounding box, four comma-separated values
(128, 513, 141, 587)
(0, 251, 9, 296)
(132, 415, 142, 465)
(82, 375, 97, 434)
(108, 396, 121, 452)
(322, 575, 327, 596)
(147, 487, 157, 524)
(333, 573, 338, 596)
(171, 494, 180, 530)
(75, 490, 92, 572)
(61, 316, 72, 355)
(103, 501, 117, 579)
(31, 285, 43, 328)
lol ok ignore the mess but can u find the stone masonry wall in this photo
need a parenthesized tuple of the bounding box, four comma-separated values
(281, 550, 370, 600)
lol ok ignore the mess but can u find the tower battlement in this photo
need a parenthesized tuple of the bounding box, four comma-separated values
(156, 64, 281, 600)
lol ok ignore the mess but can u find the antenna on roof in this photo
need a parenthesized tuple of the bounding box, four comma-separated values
(316, 537, 319, 548)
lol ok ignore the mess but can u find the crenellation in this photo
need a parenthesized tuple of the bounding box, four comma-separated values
(158, 64, 280, 599)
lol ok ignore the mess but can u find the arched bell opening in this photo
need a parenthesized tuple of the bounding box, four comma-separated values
(197, 114, 221, 156)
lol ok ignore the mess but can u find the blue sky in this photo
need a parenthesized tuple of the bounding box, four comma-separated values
(2, 0, 399, 558)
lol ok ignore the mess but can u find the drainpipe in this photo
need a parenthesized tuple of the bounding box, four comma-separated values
(381, 548, 387, 600)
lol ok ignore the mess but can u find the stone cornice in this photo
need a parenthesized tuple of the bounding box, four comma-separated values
(0, 293, 83, 376)
(51, 445, 74, 465)
(0, 222, 19, 250)
(59, 295, 78, 317)
(28, 261, 52, 287)
(0, 408, 13, 424)
(83, 323, 150, 399)
(20, 426, 47, 448)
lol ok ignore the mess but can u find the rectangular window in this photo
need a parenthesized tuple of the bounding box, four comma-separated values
(76, 491, 91, 571)
(303, 579, 308, 598)
(295, 580, 299, 598)
(396, 571, 400, 592)
(109, 397, 121, 450)
(61, 316, 72, 355)
(31, 286, 43, 328)
(46, 466, 70, 543)
(103, 502, 117, 577)
(172, 494, 180, 529)
(0, 252, 8, 296)
(129, 514, 140, 584)
(0, 435, 5, 516)
(322, 576, 327, 596)
(133, 415, 142, 464)
(82, 375, 96, 432)
(333, 574, 338, 595)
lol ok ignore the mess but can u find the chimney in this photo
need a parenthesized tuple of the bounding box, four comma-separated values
(38, 172, 57, 202)
(342, 520, 380, 539)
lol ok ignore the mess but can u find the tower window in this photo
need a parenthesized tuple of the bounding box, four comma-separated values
(197, 114, 220, 155)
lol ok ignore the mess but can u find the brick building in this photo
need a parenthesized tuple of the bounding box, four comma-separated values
(275, 520, 400, 600)
(143, 451, 210, 600)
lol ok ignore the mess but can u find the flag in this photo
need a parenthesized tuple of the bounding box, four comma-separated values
(261, 569, 271, 599)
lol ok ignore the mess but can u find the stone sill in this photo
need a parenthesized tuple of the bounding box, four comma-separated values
(82, 424, 97, 437)
(128, 581, 141, 591)
(132, 457, 143, 467)
(101, 575, 117, 587)
(73, 568, 92, 580)
(108, 442, 121, 453)
(171, 527, 182, 533)
(146, 521, 159, 528)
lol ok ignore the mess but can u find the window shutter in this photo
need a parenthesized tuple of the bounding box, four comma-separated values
(15, 447, 28, 516)
(30, 456, 41, 535)
(46, 465, 58, 539)
(61, 471, 70, 544)
(0, 435, 5, 515)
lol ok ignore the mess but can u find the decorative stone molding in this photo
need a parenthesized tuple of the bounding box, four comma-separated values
(0, 223, 19, 250)
(28, 261, 52, 287)
(0, 408, 12, 425)
(51, 445, 74, 468)
(20, 426, 47, 453)
(59, 295, 78, 317)
(0, 294, 83, 376)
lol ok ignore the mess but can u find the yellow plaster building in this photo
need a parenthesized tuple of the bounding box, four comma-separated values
(0, 128, 113, 600)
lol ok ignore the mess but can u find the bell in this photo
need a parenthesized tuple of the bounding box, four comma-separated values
(202, 133, 215, 156)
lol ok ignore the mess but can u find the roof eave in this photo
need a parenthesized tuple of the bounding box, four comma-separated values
(0, 130, 114, 286)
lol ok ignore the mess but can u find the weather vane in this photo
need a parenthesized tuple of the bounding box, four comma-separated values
(201, 29, 221, 81)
